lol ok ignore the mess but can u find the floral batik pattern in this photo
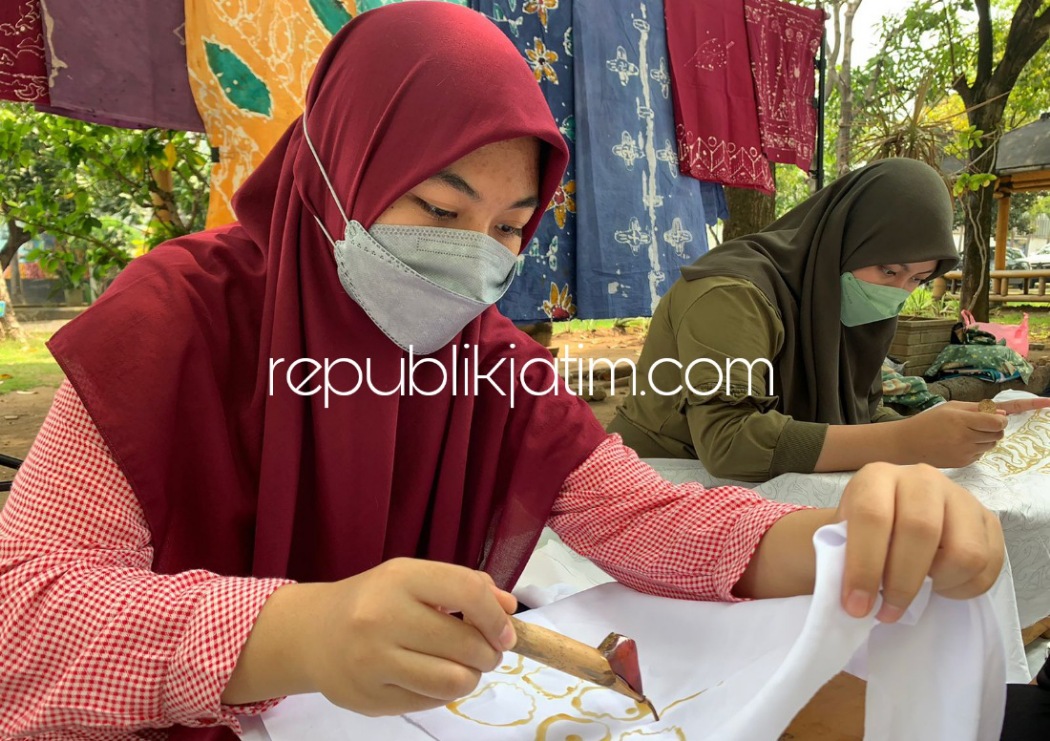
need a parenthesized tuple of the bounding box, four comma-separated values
(474, 0, 578, 322)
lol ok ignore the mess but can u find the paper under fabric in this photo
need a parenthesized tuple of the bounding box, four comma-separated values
(48, 4, 607, 738)
(0, 0, 48, 104)
(35, 0, 204, 130)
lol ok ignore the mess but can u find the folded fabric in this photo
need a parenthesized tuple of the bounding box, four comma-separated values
(926, 344, 1034, 384)
(881, 362, 944, 411)
(259, 523, 1008, 741)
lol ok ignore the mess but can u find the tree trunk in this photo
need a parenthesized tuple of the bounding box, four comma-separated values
(1, 218, 27, 272)
(952, 0, 1050, 321)
(0, 272, 27, 346)
(722, 167, 777, 241)
(9, 250, 24, 305)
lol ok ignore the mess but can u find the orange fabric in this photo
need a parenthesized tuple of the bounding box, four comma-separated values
(184, 1, 358, 226)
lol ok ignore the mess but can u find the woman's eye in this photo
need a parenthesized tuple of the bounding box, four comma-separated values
(497, 224, 524, 238)
(415, 197, 456, 220)
(882, 268, 897, 277)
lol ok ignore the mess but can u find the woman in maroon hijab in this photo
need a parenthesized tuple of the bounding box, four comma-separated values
(0, 4, 1005, 738)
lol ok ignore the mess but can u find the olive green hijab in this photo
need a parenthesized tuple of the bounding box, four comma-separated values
(681, 158, 959, 425)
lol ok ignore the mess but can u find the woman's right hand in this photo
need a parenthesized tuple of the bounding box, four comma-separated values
(897, 401, 1007, 468)
(306, 558, 517, 715)
(223, 558, 518, 715)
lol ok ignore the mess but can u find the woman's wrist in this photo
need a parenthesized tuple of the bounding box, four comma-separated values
(222, 582, 325, 705)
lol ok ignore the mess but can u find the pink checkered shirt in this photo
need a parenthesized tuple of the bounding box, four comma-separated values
(0, 381, 802, 738)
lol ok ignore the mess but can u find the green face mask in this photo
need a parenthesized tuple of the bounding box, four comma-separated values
(839, 272, 913, 327)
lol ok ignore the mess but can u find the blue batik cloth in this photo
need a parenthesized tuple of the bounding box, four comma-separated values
(474, 0, 580, 322)
(573, 0, 727, 319)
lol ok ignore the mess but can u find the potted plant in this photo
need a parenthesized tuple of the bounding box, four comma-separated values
(890, 287, 957, 377)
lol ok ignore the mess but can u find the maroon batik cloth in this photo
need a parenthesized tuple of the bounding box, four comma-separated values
(0, 0, 48, 104)
(665, 0, 775, 194)
(35, 0, 203, 131)
(744, 0, 825, 170)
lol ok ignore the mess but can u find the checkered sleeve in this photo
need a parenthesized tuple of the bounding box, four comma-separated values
(0, 380, 293, 739)
(548, 435, 810, 602)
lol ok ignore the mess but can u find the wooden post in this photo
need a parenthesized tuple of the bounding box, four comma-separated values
(994, 193, 1010, 296)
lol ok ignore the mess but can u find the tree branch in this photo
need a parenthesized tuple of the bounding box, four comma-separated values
(974, 0, 994, 87)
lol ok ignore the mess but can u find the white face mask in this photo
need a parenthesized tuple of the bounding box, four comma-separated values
(303, 117, 518, 354)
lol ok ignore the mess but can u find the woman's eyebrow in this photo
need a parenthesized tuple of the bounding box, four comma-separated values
(429, 172, 538, 210)
(431, 170, 480, 200)
(510, 195, 540, 209)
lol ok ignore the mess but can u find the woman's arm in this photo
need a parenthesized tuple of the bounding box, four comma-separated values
(0, 382, 289, 737)
(548, 436, 807, 601)
(550, 438, 1003, 621)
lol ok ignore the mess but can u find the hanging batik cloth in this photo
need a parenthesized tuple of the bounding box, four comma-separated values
(185, 0, 468, 228)
(185, 0, 357, 227)
(1, 0, 48, 104)
(665, 0, 774, 193)
(574, 0, 726, 319)
(359, 0, 466, 10)
(474, 0, 579, 322)
(35, 0, 203, 131)
(744, 0, 825, 170)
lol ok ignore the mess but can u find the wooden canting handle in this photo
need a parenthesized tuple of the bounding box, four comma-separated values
(509, 617, 619, 687)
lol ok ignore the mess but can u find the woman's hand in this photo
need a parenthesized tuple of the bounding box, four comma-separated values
(735, 463, 1004, 620)
(835, 462, 1004, 622)
(896, 401, 1009, 468)
(307, 559, 517, 715)
(222, 558, 518, 715)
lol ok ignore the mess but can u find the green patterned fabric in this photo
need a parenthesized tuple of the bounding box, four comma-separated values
(358, 0, 468, 11)
(882, 363, 944, 411)
(925, 344, 1034, 384)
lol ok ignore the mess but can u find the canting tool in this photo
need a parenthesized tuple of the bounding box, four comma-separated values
(508, 617, 660, 720)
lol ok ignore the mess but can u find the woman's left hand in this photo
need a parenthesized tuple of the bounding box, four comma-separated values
(835, 462, 1004, 623)
(980, 397, 1050, 415)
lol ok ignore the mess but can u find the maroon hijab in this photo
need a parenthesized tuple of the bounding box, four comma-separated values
(48, 6, 606, 728)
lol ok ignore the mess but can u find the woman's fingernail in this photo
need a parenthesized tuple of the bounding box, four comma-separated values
(500, 623, 516, 650)
(845, 590, 872, 617)
(877, 603, 904, 623)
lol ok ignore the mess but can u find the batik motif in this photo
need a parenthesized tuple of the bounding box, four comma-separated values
(0, 0, 47, 104)
(744, 0, 825, 170)
(574, 0, 724, 318)
(665, 0, 775, 193)
(475, 0, 578, 322)
(185, 0, 358, 227)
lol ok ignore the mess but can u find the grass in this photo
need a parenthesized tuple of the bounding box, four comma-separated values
(0, 331, 64, 394)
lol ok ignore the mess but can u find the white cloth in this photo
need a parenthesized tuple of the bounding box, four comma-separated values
(256, 523, 1006, 741)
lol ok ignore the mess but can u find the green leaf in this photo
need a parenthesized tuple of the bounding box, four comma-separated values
(204, 42, 273, 117)
(309, 0, 353, 35)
